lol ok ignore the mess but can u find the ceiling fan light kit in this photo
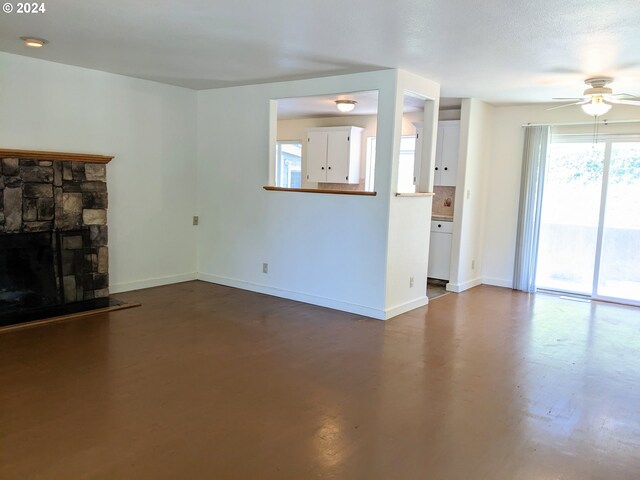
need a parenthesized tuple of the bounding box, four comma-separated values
(581, 95, 612, 116)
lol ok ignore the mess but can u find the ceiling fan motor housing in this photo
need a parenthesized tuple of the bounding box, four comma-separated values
(584, 86, 613, 96)
(584, 77, 614, 97)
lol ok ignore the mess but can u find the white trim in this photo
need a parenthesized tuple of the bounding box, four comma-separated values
(523, 120, 640, 127)
(446, 277, 482, 293)
(110, 272, 198, 293)
(197, 273, 388, 320)
(583, 294, 640, 308)
(551, 133, 640, 143)
(394, 192, 434, 197)
(482, 277, 513, 288)
(384, 296, 429, 319)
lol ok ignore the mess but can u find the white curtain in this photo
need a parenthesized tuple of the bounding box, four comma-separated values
(513, 126, 550, 292)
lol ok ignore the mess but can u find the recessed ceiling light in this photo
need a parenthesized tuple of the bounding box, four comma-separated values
(335, 100, 357, 113)
(20, 37, 48, 48)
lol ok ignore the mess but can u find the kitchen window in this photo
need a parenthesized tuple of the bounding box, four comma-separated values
(275, 141, 302, 188)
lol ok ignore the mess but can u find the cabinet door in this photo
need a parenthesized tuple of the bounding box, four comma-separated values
(326, 130, 351, 183)
(434, 125, 443, 185)
(428, 231, 452, 280)
(439, 122, 460, 186)
(306, 131, 327, 183)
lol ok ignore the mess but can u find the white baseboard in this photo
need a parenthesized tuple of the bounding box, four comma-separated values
(482, 277, 513, 289)
(110, 272, 198, 294)
(384, 296, 429, 319)
(198, 273, 388, 320)
(446, 277, 482, 293)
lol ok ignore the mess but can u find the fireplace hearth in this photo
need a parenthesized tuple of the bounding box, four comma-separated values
(0, 150, 113, 327)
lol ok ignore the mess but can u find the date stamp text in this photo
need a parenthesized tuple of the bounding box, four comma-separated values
(3, 2, 46, 13)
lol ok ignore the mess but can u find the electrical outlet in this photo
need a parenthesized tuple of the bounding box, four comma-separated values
(262, 263, 268, 274)
(409, 277, 414, 288)
(192, 216, 199, 225)
(466, 189, 471, 199)
(471, 260, 475, 270)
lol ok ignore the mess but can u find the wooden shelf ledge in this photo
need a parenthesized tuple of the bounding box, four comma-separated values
(395, 192, 435, 197)
(263, 186, 376, 196)
(0, 148, 114, 163)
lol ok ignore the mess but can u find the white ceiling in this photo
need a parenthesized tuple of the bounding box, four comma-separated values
(1, 0, 639, 104)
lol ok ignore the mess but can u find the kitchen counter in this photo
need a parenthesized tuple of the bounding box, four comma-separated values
(432, 215, 453, 222)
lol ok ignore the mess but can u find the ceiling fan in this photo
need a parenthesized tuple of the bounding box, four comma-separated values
(549, 77, 640, 116)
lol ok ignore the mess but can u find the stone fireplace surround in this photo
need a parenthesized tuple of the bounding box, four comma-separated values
(0, 149, 113, 325)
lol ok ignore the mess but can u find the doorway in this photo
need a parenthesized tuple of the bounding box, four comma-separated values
(536, 135, 640, 304)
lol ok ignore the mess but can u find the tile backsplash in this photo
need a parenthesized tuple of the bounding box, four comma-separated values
(433, 186, 455, 217)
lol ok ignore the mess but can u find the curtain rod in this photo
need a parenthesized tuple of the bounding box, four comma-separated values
(522, 119, 640, 127)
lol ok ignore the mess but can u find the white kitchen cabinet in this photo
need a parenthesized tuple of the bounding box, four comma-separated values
(434, 120, 460, 187)
(306, 126, 362, 184)
(428, 220, 453, 280)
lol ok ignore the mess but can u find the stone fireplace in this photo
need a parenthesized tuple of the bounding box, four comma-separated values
(0, 149, 113, 326)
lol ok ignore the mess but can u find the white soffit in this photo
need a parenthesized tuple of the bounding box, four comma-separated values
(277, 91, 379, 119)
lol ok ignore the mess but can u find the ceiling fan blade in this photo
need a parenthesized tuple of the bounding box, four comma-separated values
(546, 101, 587, 111)
(612, 93, 640, 99)
(607, 98, 640, 106)
(552, 97, 584, 101)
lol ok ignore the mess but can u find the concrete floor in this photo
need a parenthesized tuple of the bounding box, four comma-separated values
(1, 281, 639, 479)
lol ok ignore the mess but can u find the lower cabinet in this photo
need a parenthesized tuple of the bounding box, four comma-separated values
(428, 220, 453, 280)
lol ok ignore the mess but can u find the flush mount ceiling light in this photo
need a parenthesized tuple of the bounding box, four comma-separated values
(20, 37, 48, 48)
(335, 100, 357, 113)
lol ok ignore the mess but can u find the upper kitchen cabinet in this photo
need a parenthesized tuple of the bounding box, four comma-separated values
(306, 126, 363, 184)
(434, 120, 460, 186)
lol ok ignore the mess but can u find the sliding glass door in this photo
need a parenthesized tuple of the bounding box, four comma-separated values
(596, 141, 640, 302)
(536, 136, 640, 304)
(536, 141, 604, 295)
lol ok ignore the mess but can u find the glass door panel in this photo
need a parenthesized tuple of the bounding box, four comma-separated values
(536, 142, 605, 294)
(597, 142, 640, 302)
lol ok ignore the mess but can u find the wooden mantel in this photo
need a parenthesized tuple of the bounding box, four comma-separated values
(0, 148, 113, 164)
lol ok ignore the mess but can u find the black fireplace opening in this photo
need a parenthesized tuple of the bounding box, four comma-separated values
(0, 229, 110, 327)
(0, 231, 60, 314)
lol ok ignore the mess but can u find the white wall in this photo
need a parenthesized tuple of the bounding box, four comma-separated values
(0, 52, 198, 292)
(384, 71, 440, 316)
(448, 99, 494, 292)
(196, 70, 401, 319)
(481, 103, 640, 288)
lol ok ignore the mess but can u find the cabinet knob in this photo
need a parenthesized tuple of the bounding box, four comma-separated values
(321, 167, 325, 170)
(328, 166, 331, 170)
(435, 167, 439, 171)
(438, 224, 442, 228)
(444, 167, 448, 171)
